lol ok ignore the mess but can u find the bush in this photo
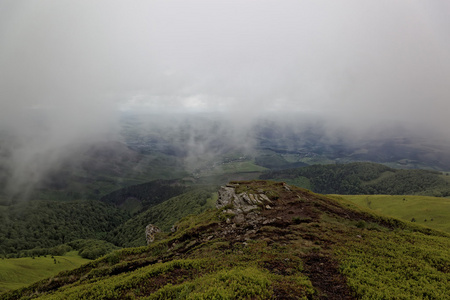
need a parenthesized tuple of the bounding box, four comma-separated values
(68, 239, 118, 260)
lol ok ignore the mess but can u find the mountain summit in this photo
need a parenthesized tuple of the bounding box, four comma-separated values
(4, 181, 450, 299)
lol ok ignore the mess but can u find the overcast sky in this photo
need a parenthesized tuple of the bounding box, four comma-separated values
(1, 0, 450, 121)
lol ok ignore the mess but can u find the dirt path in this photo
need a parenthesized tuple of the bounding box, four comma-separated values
(303, 253, 355, 300)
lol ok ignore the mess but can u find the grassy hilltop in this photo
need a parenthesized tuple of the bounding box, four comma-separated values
(3, 181, 449, 299)
(334, 194, 450, 234)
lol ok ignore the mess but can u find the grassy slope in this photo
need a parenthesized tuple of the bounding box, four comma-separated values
(0, 251, 90, 293)
(3, 181, 450, 299)
(336, 195, 450, 233)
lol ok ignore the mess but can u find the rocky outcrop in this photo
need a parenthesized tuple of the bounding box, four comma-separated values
(145, 224, 161, 244)
(216, 184, 272, 214)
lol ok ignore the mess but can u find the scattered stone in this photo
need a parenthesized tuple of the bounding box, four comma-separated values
(226, 183, 240, 188)
(259, 194, 271, 202)
(245, 230, 257, 236)
(234, 214, 245, 224)
(283, 183, 291, 191)
(223, 209, 236, 215)
(216, 186, 272, 212)
(145, 224, 161, 244)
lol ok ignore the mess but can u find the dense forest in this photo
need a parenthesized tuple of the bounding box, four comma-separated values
(0, 181, 215, 259)
(108, 188, 215, 247)
(0, 200, 127, 257)
(261, 162, 450, 196)
(99, 179, 188, 214)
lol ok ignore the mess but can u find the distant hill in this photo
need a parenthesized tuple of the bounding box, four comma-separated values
(3, 181, 449, 299)
(261, 162, 450, 196)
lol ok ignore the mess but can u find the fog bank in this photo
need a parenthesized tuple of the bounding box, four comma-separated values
(1, 1, 450, 197)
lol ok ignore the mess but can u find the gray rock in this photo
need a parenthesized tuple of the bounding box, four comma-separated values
(234, 214, 246, 224)
(216, 185, 272, 212)
(145, 224, 161, 244)
(216, 184, 276, 230)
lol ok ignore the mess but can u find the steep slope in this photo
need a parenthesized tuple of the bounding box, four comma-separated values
(99, 179, 189, 214)
(0, 200, 128, 257)
(108, 188, 216, 247)
(0, 184, 214, 260)
(3, 181, 450, 299)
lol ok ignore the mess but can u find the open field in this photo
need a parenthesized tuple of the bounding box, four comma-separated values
(335, 194, 450, 233)
(0, 251, 90, 293)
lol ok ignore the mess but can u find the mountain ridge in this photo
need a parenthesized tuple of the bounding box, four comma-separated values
(3, 180, 449, 299)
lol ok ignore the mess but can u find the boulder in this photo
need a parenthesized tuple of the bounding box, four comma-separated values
(216, 185, 272, 214)
(145, 224, 161, 244)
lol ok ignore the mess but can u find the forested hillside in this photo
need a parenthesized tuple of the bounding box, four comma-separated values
(0, 181, 216, 260)
(99, 179, 188, 214)
(0, 200, 127, 257)
(261, 162, 450, 196)
(108, 188, 216, 247)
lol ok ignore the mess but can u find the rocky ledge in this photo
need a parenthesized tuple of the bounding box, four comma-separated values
(216, 183, 273, 214)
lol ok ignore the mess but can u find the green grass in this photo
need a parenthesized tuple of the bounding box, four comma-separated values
(22, 239, 314, 300)
(0, 251, 90, 293)
(336, 195, 450, 233)
(337, 231, 450, 299)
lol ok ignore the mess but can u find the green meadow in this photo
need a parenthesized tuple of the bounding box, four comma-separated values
(0, 251, 90, 293)
(337, 194, 450, 233)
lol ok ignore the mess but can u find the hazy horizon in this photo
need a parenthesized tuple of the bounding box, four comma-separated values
(1, 0, 450, 197)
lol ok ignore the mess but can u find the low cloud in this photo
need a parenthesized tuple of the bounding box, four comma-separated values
(1, 0, 450, 197)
